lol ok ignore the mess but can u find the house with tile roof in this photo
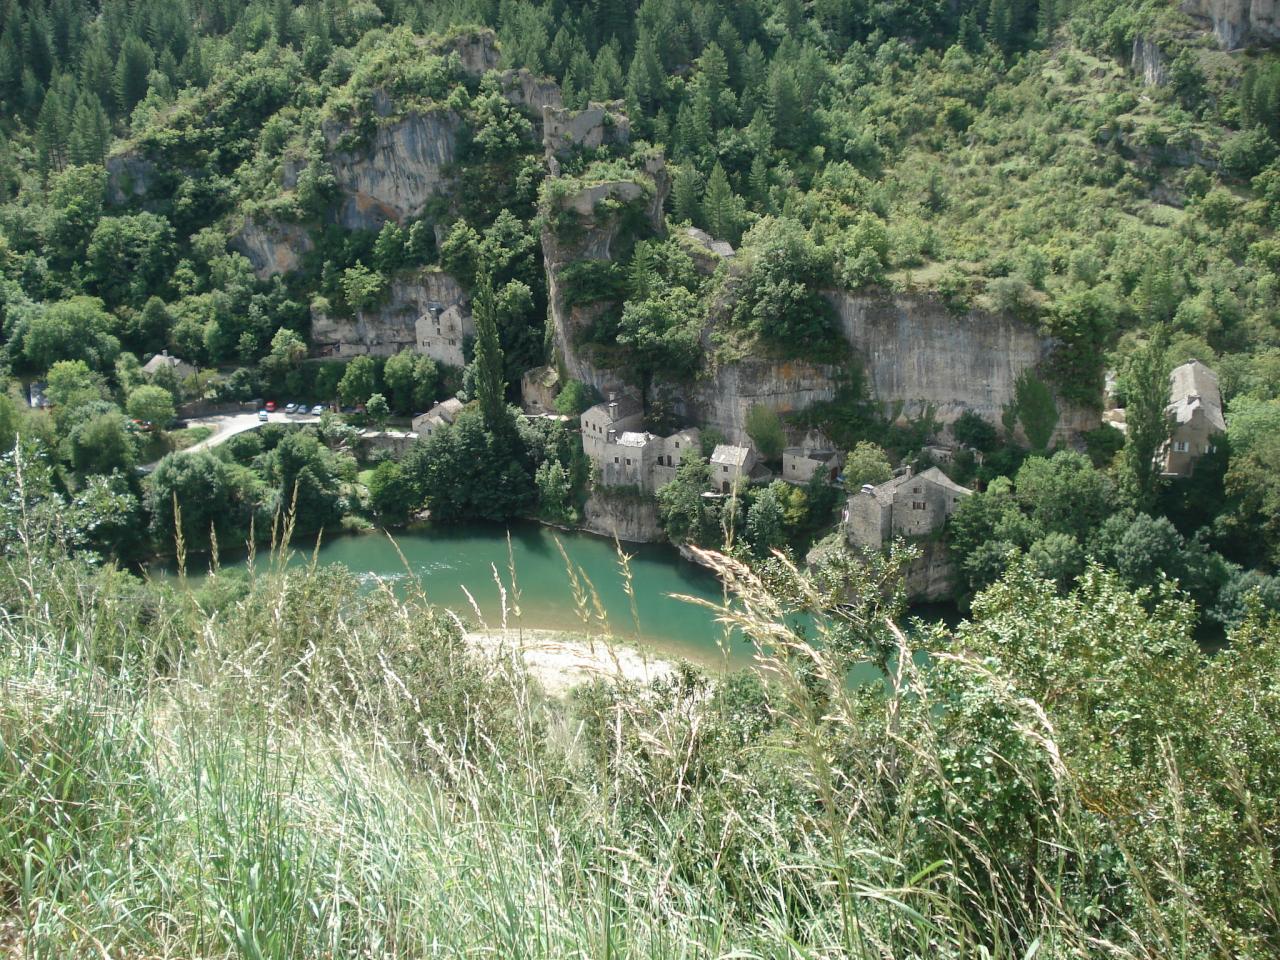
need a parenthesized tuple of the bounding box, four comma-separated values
(411, 396, 465, 439)
(1161, 360, 1225, 477)
(844, 466, 971, 550)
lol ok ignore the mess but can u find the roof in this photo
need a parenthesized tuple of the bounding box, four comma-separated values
(711, 444, 753, 467)
(1167, 360, 1225, 432)
(434, 397, 465, 420)
(584, 395, 643, 423)
(860, 467, 971, 504)
(784, 447, 839, 463)
(142, 352, 194, 376)
(616, 431, 653, 447)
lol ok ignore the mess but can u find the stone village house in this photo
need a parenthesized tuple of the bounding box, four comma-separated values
(1161, 359, 1225, 477)
(411, 396, 465, 439)
(844, 466, 972, 550)
(782, 446, 841, 485)
(580, 397, 701, 493)
(710, 444, 759, 493)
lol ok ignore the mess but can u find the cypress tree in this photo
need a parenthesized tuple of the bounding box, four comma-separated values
(471, 274, 508, 434)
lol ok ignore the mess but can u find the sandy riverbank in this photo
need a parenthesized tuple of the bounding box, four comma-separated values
(467, 628, 677, 696)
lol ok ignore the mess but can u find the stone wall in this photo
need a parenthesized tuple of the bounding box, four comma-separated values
(582, 489, 663, 542)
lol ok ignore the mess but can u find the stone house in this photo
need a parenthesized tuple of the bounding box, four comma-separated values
(359, 429, 417, 460)
(580, 395, 644, 462)
(782, 447, 841, 485)
(142, 350, 197, 381)
(844, 466, 971, 550)
(415, 303, 472, 368)
(411, 396, 465, 439)
(650, 429, 701, 489)
(592, 425, 701, 493)
(1161, 360, 1225, 477)
(520, 365, 561, 414)
(710, 444, 758, 493)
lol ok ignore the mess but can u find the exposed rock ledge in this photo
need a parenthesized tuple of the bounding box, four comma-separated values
(1180, 0, 1279, 47)
(231, 218, 314, 279)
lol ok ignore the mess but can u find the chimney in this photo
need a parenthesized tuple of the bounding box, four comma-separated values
(161, 349, 169, 357)
(860, 484, 876, 495)
(607, 428, 617, 443)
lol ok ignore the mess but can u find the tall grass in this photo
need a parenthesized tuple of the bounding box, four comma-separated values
(0, 511, 1276, 957)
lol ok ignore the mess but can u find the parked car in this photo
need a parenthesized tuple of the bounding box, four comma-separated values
(284, 403, 297, 415)
(264, 401, 276, 412)
(310, 404, 325, 416)
(258, 410, 269, 422)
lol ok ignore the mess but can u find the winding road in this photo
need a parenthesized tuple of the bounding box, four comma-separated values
(140, 410, 323, 472)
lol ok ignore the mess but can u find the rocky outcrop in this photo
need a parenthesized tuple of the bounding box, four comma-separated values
(311, 270, 470, 365)
(439, 29, 501, 75)
(323, 108, 461, 230)
(543, 101, 631, 160)
(105, 149, 158, 205)
(542, 150, 668, 386)
(231, 219, 314, 279)
(688, 358, 840, 445)
(1180, 0, 1279, 47)
(1131, 35, 1168, 86)
(583, 489, 663, 542)
(830, 291, 1050, 425)
(498, 69, 563, 117)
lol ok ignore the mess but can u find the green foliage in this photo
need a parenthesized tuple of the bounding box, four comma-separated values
(656, 455, 718, 546)
(616, 287, 703, 392)
(17, 296, 120, 373)
(744, 404, 784, 463)
(126, 385, 176, 428)
(553, 379, 598, 417)
(1121, 333, 1171, 507)
(338, 355, 377, 407)
(383, 349, 439, 415)
(340, 261, 386, 312)
(409, 408, 533, 523)
(1011, 369, 1058, 453)
(732, 217, 837, 353)
(842, 441, 893, 492)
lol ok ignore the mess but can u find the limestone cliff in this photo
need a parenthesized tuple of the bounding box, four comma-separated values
(323, 108, 461, 230)
(687, 358, 840, 445)
(311, 270, 470, 366)
(1131, 36, 1169, 86)
(1180, 0, 1279, 47)
(541, 147, 668, 388)
(582, 489, 663, 542)
(105, 150, 158, 205)
(231, 218, 314, 279)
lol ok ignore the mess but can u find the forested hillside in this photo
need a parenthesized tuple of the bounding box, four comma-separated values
(2, 0, 1280, 956)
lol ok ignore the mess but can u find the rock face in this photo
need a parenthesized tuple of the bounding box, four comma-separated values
(582, 489, 663, 542)
(688, 358, 840, 445)
(543, 101, 631, 160)
(1180, 0, 1279, 47)
(231, 219, 314, 279)
(105, 150, 158, 205)
(831, 291, 1045, 425)
(311, 270, 470, 366)
(323, 109, 461, 230)
(1131, 35, 1168, 86)
(542, 151, 668, 387)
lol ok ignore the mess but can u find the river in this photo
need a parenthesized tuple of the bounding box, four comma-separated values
(188, 522, 956, 674)
(201, 522, 754, 669)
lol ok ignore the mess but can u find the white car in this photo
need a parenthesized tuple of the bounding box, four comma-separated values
(310, 404, 325, 416)
(257, 410, 269, 422)
(284, 403, 298, 414)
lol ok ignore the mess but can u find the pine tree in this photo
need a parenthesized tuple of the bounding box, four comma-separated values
(590, 42, 623, 101)
(672, 164, 703, 225)
(767, 64, 800, 151)
(36, 77, 75, 175)
(68, 92, 110, 165)
(749, 155, 771, 210)
(114, 33, 153, 116)
(77, 30, 113, 112)
(0, 23, 21, 107)
(703, 162, 738, 243)
(471, 274, 508, 434)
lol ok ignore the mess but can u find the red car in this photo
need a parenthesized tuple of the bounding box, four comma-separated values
(265, 401, 276, 412)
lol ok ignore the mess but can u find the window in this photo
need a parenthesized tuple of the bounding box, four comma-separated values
(722, 465, 728, 473)
(625, 458, 632, 466)
(613, 457, 619, 464)
(674, 442, 680, 449)
(912, 501, 927, 510)
(1174, 441, 1189, 453)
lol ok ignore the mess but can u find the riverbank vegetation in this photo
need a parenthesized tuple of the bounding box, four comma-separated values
(3, 463, 1280, 957)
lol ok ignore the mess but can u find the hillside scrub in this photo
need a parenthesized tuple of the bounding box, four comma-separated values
(2, 475, 1280, 956)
